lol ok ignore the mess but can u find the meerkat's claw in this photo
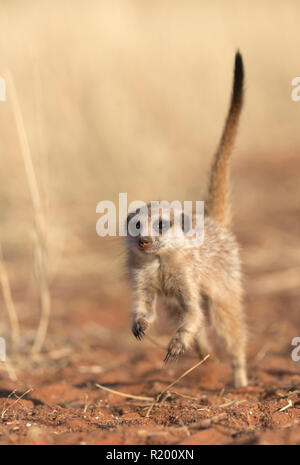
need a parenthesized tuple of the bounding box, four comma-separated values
(164, 340, 185, 362)
(132, 318, 148, 341)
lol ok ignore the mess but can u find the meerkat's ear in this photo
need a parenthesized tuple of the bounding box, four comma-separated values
(181, 212, 191, 233)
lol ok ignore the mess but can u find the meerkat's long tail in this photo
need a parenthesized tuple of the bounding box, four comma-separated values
(206, 51, 244, 226)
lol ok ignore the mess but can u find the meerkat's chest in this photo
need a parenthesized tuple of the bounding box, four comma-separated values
(156, 258, 184, 297)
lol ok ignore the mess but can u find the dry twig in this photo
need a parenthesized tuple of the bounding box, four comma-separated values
(5, 70, 50, 354)
(96, 384, 154, 402)
(146, 354, 210, 417)
(95, 355, 210, 418)
(1, 388, 33, 419)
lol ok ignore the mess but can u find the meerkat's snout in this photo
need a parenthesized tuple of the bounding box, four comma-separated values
(138, 236, 153, 249)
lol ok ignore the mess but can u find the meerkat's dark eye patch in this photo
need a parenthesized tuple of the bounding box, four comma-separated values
(153, 219, 170, 233)
(127, 210, 142, 237)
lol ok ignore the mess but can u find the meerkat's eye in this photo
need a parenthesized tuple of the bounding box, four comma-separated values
(153, 219, 169, 233)
(136, 221, 141, 229)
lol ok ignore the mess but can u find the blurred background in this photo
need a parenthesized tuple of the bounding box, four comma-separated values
(0, 0, 299, 365)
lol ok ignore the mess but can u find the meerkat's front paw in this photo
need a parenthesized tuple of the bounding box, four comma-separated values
(164, 339, 186, 362)
(132, 318, 149, 341)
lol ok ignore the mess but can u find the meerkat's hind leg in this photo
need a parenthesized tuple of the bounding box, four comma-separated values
(163, 298, 187, 361)
(165, 300, 204, 362)
(194, 293, 212, 359)
(210, 302, 248, 388)
(194, 326, 211, 359)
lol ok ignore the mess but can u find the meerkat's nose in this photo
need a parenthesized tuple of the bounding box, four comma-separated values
(138, 236, 152, 249)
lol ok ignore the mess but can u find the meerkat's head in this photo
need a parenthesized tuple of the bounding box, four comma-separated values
(125, 201, 191, 255)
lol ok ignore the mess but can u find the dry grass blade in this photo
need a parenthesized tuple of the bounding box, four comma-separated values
(0, 243, 20, 349)
(146, 354, 210, 417)
(170, 390, 198, 400)
(83, 393, 89, 413)
(277, 399, 293, 413)
(96, 384, 154, 402)
(1, 388, 33, 419)
(0, 389, 16, 417)
(5, 70, 51, 354)
(157, 354, 210, 401)
(217, 399, 247, 409)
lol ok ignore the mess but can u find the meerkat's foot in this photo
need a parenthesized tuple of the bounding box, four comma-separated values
(164, 339, 186, 362)
(233, 366, 248, 388)
(132, 318, 149, 340)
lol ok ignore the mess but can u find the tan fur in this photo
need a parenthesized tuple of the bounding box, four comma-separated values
(125, 52, 247, 388)
(206, 51, 244, 226)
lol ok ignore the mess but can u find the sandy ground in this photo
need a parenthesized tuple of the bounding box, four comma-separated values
(0, 286, 299, 445)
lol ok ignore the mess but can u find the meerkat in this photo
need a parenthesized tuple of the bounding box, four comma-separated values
(125, 51, 247, 388)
